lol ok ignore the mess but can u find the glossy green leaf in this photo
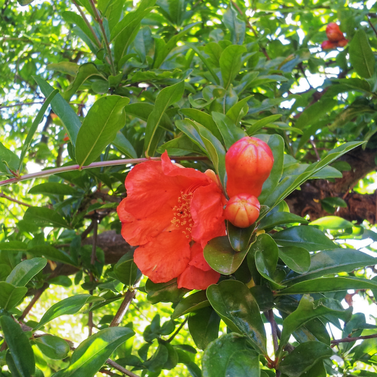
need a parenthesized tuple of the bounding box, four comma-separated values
(18, 89, 58, 171)
(34, 335, 70, 360)
(272, 226, 336, 251)
(6, 258, 47, 286)
(60, 327, 134, 376)
(63, 63, 105, 101)
(157, 133, 203, 156)
(0, 241, 27, 252)
(310, 216, 353, 230)
(76, 96, 129, 167)
(207, 280, 266, 354)
(278, 246, 310, 274)
(35, 294, 104, 330)
(24, 207, 68, 228)
(279, 342, 332, 377)
(259, 212, 308, 229)
(222, 5, 245, 45)
(245, 114, 283, 135)
(284, 248, 377, 284)
(264, 141, 364, 210)
(144, 81, 185, 157)
(29, 182, 80, 196)
(190, 44, 221, 85)
(176, 119, 207, 152)
(172, 291, 209, 319)
(211, 112, 246, 149)
(0, 142, 20, 175)
(279, 276, 377, 295)
(349, 29, 375, 78)
(204, 236, 249, 275)
(181, 108, 222, 141)
(227, 221, 255, 252)
(113, 132, 138, 158)
(146, 279, 188, 304)
(226, 95, 253, 124)
(220, 45, 246, 89)
(47, 62, 79, 76)
(278, 295, 350, 351)
(0, 316, 35, 377)
(113, 251, 139, 286)
(202, 334, 259, 377)
(33, 76, 81, 146)
(257, 134, 285, 204)
(253, 234, 284, 287)
(0, 282, 27, 310)
(27, 244, 75, 266)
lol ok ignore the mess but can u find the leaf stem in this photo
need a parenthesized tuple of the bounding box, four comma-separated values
(331, 333, 377, 345)
(106, 359, 140, 377)
(166, 318, 188, 343)
(0, 156, 209, 187)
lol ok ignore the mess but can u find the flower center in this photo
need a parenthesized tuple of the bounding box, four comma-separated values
(171, 191, 194, 239)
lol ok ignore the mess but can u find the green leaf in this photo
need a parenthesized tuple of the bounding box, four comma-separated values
(18, 89, 58, 171)
(76, 95, 130, 167)
(310, 216, 353, 230)
(24, 207, 69, 228)
(35, 294, 104, 330)
(278, 246, 310, 274)
(256, 134, 285, 204)
(349, 29, 375, 78)
(272, 226, 336, 251)
(253, 234, 283, 287)
(176, 119, 207, 152)
(157, 133, 203, 156)
(0, 142, 20, 175)
(29, 182, 80, 196)
(202, 334, 259, 377)
(245, 114, 282, 135)
(113, 251, 139, 286)
(0, 316, 35, 377)
(47, 62, 79, 76)
(33, 76, 81, 146)
(181, 108, 223, 142)
(295, 99, 337, 130)
(220, 45, 246, 89)
(0, 241, 27, 252)
(34, 335, 70, 360)
(204, 236, 250, 275)
(211, 112, 246, 149)
(61, 327, 134, 376)
(259, 212, 309, 230)
(226, 95, 253, 124)
(284, 248, 377, 284)
(27, 244, 76, 266)
(144, 81, 185, 157)
(146, 279, 188, 304)
(113, 132, 138, 159)
(172, 291, 209, 319)
(279, 342, 333, 377)
(6, 258, 47, 287)
(278, 295, 350, 351)
(279, 276, 377, 295)
(188, 307, 220, 350)
(0, 282, 27, 310)
(63, 63, 105, 101)
(227, 221, 255, 252)
(222, 5, 245, 45)
(207, 280, 266, 354)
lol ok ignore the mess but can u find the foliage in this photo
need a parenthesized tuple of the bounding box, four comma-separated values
(0, 0, 377, 376)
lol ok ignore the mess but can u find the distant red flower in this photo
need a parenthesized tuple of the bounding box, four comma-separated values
(321, 40, 338, 50)
(322, 23, 348, 50)
(117, 152, 226, 290)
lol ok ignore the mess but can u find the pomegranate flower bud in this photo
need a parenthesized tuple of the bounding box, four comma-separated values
(326, 23, 345, 43)
(321, 40, 337, 50)
(337, 38, 348, 47)
(224, 194, 260, 228)
(225, 136, 274, 198)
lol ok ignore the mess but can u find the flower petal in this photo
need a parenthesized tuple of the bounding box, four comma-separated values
(191, 184, 226, 245)
(134, 230, 190, 283)
(177, 265, 220, 290)
(189, 242, 212, 272)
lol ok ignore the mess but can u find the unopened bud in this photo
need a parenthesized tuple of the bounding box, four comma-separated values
(224, 194, 260, 228)
(225, 136, 274, 198)
(326, 23, 345, 43)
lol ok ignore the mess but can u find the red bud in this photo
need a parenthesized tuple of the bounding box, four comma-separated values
(224, 194, 260, 228)
(337, 38, 348, 47)
(321, 40, 337, 50)
(225, 136, 274, 198)
(326, 23, 345, 42)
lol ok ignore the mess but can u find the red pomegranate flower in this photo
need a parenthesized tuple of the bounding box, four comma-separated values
(117, 151, 226, 290)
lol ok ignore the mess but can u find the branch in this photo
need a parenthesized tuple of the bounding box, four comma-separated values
(106, 359, 140, 377)
(110, 289, 136, 327)
(331, 333, 377, 345)
(0, 191, 31, 207)
(166, 318, 188, 343)
(0, 101, 44, 109)
(0, 156, 209, 187)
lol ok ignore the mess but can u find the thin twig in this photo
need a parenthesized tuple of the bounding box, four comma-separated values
(166, 318, 188, 343)
(0, 156, 209, 187)
(331, 333, 377, 345)
(106, 359, 140, 377)
(90, 217, 98, 265)
(268, 310, 279, 355)
(0, 101, 44, 109)
(0, 192, 31, 207)
(19, 283, 49, 322)
(110, 289, 136, 327)
(309, 139, 320, 161)
(367, 15, 377, 38)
